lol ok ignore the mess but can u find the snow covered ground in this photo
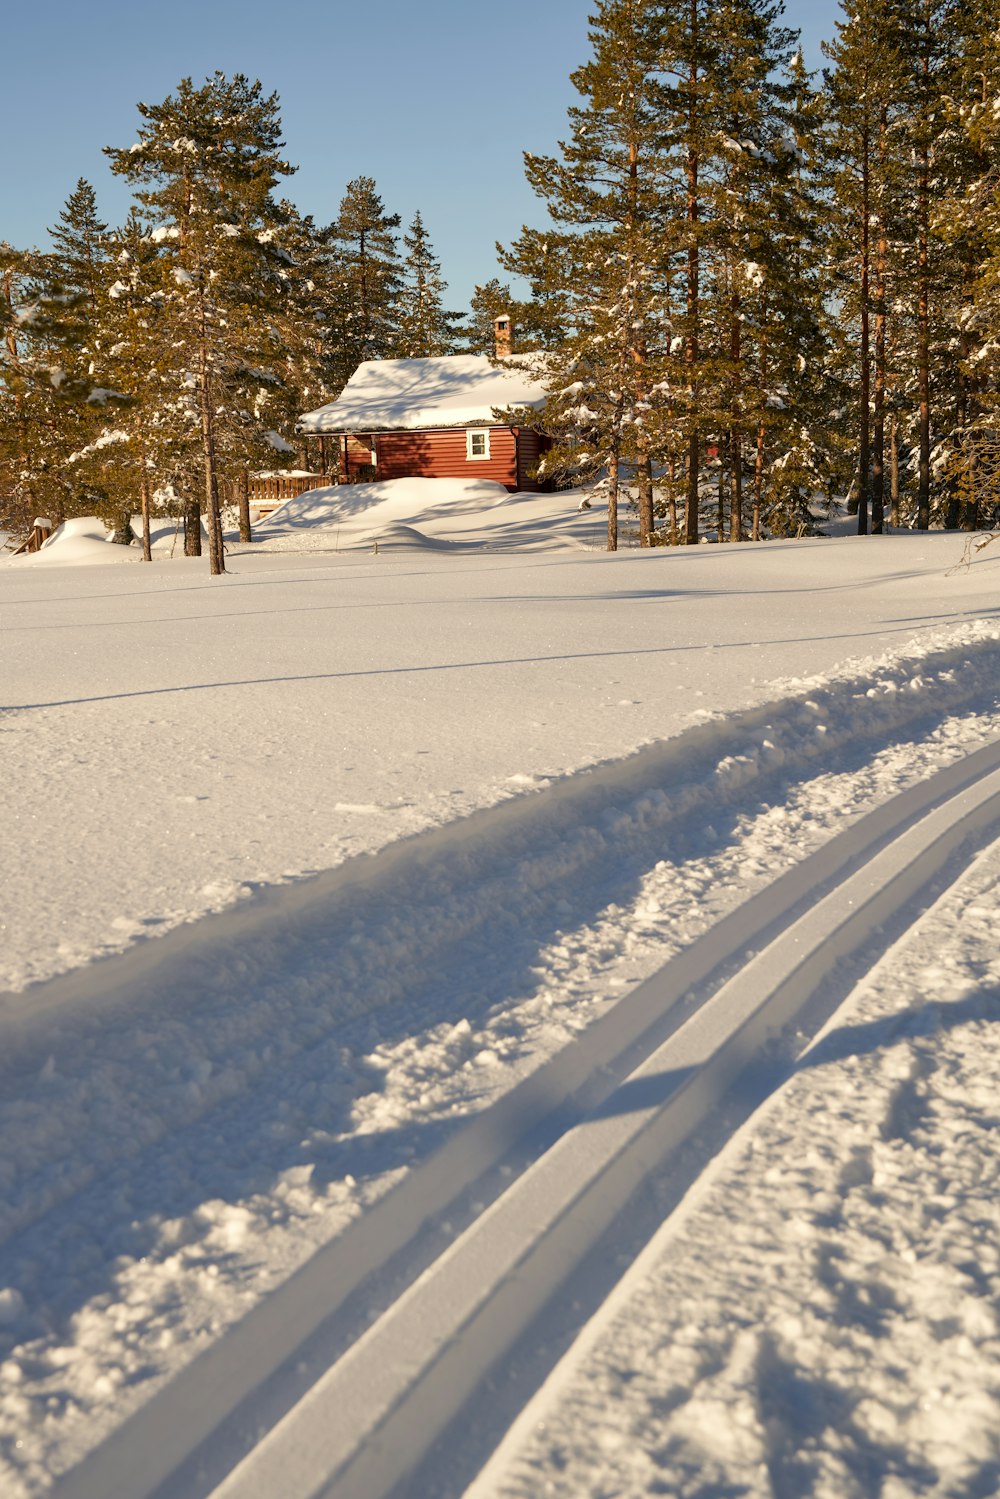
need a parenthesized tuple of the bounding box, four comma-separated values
(2, 481, 1000, 1496)
(474, 839, 1000, 1499)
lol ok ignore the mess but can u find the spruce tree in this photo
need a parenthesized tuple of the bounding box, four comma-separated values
(466, 278, 514, 355)
(323, 177, 402, 391)
(0, 228, 127, 536)
(395, 211, 464, 357)
(49, 180, 109, 320)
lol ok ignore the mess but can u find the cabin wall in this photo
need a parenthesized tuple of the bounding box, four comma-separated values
(375, 428, 518, 489)
(514, 429, 553, 493)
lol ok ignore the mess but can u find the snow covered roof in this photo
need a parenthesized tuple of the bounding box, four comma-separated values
(298, 355, 548, 435)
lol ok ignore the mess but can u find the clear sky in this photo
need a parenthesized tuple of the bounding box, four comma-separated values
(3, 0, 842, 311)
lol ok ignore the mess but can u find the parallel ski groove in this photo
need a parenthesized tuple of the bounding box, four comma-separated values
(210, 755, 1000, 1499)
(51, 737, 1000, 1499)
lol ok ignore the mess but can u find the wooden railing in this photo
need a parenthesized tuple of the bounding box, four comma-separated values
(248, 474, 333, 504)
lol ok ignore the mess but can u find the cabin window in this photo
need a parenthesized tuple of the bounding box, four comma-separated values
(466, 429, 490, 461)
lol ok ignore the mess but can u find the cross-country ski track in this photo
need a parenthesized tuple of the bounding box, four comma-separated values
(4, 621, 1000, 1499)
(193, 745, 1000, 1499)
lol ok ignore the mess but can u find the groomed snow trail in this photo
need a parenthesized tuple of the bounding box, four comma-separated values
(469, 839, 1000, 1499)
(2, 624, 997, 1499)
(198, 747, 1000, 1499)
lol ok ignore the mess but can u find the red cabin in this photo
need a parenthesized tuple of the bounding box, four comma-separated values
(297, 344, 552, 494)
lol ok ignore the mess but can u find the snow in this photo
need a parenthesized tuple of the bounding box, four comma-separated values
(252, 474, 605, 552)
(297, 353, 547, 434)
(2, 495, 1000, 1497)
(475, 841, 1000, 1499)
(19, 516, 137, 566)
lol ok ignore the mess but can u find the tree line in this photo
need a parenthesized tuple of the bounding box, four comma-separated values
(3, 0, 1000, 566)
(0, 74, 507, 571)
(501, 0, 1000, 548)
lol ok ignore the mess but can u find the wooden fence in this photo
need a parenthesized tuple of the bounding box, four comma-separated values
(247, 474, 333, 506)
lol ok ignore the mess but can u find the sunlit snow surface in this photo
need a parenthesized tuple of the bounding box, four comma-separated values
(2, 488, 1000, 1496)
(473, 847, 1000, 1499)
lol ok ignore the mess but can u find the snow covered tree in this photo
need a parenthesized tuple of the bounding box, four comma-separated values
(824, 0, 963, 534)
(395, 211, 463, 357)
(47, 179, 109, 346)
(106, 73, 296, 574)
(824, 0, 902, 532)
(323, 177, 401, 392)
(82, 208, 201, 557)
(0, 243, 59, 536)
(466, 278, 514, 355)
(501, 0, 676, 549)
(693, 3, 822, 542)
(502, 0, 819, 548)
(0, 213, 130, 539)
(937, 2, 1000, 531)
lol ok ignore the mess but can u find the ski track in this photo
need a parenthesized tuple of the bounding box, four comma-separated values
(473, 838, 1000, 1499)
(1, 621, 999, 1496)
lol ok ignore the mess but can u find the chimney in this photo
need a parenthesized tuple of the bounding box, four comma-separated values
(494, 313, 514, 360)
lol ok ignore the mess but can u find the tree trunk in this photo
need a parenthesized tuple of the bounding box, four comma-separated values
(684, 2, 701, 545)
(858, 110, 871, 536)
(239, 467, 253, 544)
(198, 352, 225, 576)
(872, 106, 888, 534)
(637, 452, 654, 546)
(607, 454, 619, 553)
(752, 292, 768, 542)
(753, 421, 765, 541)
(184, 496, 202, 556)
(944, 352, 964, 531)
(140, 471, 152, 562)
(729, 275, 743, 542)
(667, 455, 678, 544)
(716, 442, 726, 541)
(916, 0, 931, 531)
(889, 415, 900, 529)
(197, 287, 226, 576)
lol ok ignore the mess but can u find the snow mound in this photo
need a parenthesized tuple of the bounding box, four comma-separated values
(19, 516, 138, 566)
(253, 476, 604, 553)
(259, 475, 510, 531)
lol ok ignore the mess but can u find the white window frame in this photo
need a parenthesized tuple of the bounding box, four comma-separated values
(466, 428, 491, 461)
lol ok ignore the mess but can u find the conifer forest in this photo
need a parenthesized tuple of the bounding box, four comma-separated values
(3, 0, 1000, 565)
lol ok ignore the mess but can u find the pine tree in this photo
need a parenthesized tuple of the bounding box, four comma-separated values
(938, 2, 1000, 530)
(694, 0, 815, 542)
(106, 73, 296, 574)
(501, 0, 674, 549)
(825, 0, 959, 535)
(86, 209, 196, 556)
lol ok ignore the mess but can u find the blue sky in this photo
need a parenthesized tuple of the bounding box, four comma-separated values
(3, 0, 842, 310)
